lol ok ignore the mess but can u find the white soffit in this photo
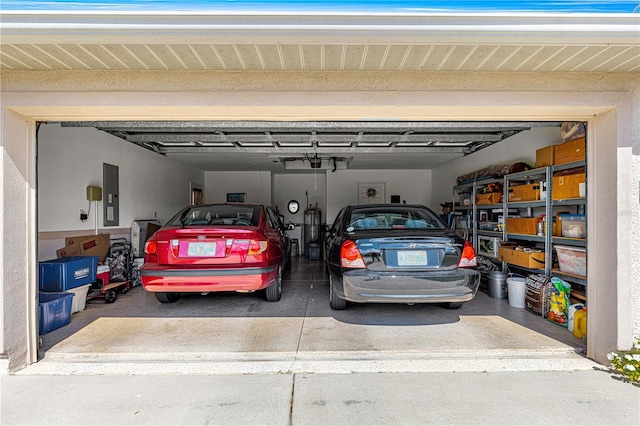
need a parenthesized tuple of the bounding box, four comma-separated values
(1, 11, 639, 72)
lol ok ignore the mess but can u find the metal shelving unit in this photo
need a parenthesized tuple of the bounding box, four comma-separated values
(453, 160, 587, 290)
(502, 166, 552, 274)
(502, 161, 587, 286)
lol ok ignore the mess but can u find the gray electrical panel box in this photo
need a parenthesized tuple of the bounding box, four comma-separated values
(103, 163, 119, 226)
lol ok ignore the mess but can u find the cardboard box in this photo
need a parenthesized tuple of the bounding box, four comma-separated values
(498, 246, 545, 269)
(554, 137, 585, 165)
(56, 245, 80, 258)
(552, 171, 586, 200)
(58, 234, 110, 262)
(476, 192, 502, 205)
(506, 217, 539, 235)
(508, 183, 540, 202)
(536, 145, 555, 168)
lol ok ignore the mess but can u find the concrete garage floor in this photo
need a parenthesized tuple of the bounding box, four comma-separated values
(29, 257, 590, 375)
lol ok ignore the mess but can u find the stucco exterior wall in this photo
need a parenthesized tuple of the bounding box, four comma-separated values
(631, 85, 640, 344)
(1, 70, 638, 371)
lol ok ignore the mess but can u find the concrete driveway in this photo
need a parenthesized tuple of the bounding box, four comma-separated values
(27, 257, 592, 375)
(9, 259, 638, 426)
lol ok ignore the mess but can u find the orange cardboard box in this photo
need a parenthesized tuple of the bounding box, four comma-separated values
(506, 217, 539, 235)
(498, 246, 545, 269)
(536, 145, 555, 168)
(58, 234, 110, 262)
(476, 192, 502, 205)
(552, 172, 586, 200)
(554, 137, 585, 165)
(508, 183, 540, 202)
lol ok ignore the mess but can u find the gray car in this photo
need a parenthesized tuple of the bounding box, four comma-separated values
(325, 204, 481, 310)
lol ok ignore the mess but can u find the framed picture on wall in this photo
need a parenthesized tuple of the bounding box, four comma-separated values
(226, 193, 247, 203)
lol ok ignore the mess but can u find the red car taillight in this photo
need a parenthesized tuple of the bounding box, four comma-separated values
(171, 239, 179, 257)
(340, 240, 366, 268)
(457, 241, 478, 268)
(144, 240, 157, 255)
(247, 240, 268, 255)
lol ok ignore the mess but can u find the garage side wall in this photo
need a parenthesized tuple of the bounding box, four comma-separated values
(430, 127, 563, 206)
(37, 124, 204, 261)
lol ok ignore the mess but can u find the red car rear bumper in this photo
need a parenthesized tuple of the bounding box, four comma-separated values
(140, 264, 278, 293)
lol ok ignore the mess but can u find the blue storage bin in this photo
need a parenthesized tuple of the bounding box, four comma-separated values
(39, 292, 74, 335)
(307, 242, 321, 260)
(39, 256, 99, 291)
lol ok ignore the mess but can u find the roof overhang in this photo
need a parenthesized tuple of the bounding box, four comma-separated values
(1, 11, 639, 72)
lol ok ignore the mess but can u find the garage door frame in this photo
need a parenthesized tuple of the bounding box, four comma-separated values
(0, 87, 633, 372)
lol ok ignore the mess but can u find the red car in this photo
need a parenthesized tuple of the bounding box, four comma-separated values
(140, 203, 292, 303)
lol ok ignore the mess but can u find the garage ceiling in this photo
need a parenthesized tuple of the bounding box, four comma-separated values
(60, 120, 559, 172)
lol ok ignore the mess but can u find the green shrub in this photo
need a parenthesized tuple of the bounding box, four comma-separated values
(608, 338, 640, 386)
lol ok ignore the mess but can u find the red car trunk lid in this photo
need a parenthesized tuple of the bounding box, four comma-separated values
(154, 227, 261, 266)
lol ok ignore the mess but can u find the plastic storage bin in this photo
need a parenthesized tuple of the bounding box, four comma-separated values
(39, 256, 98, 291)
(67, 284, 91, 313)
(307, 242, 321, 260)
(555, 245, 587, 276)
(559, 214, 586, 238)
(39, 292, 74, 334)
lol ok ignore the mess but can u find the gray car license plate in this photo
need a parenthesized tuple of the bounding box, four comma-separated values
(397, 250, 428, 266)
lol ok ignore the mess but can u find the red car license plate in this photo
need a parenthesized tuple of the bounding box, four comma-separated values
(397, 250, 428, 266)
(187, 242, 221, 257)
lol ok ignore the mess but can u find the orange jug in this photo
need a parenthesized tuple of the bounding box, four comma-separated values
(573, 307, 587, 339)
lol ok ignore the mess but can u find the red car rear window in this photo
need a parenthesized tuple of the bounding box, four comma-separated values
(169, 205, 260, 227)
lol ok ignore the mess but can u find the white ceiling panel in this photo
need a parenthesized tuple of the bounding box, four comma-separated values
(301, 44, 322, 70)
(323, 44, 344, 71)
(214, 44, 244, 70)
(277, 44, 299, 70)
(191, 44, 225, 70)
(258, 44, 284, 70)
(380, 45, 410, 71)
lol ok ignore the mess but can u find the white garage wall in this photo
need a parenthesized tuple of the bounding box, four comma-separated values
(273, 173, 327, 222)
(325, 169, 432, 224)
(273, 173, 328, 252)
(431, 127, 563, 206)
(37, 124, 204, 260)
(204, 171, 272, 206)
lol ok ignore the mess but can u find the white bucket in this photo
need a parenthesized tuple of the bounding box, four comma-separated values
(507, 277, 526, 308)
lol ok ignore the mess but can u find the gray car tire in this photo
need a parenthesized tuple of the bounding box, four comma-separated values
(329, 274, 347, 310)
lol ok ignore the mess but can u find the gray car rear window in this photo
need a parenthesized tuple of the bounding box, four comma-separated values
(348, 207, 445, 230)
